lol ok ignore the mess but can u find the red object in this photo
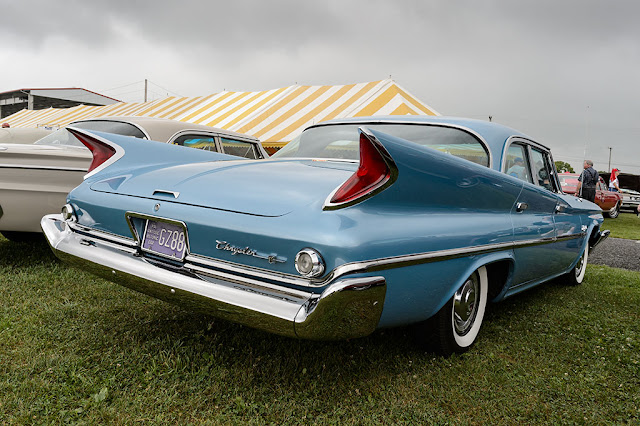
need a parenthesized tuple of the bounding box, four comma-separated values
(1, 123, 9, 128)
(330, 132, 391, 205)
(68, 128, 116, 173)
(609, 168, 619, 182)
(558, 173, 622, 217)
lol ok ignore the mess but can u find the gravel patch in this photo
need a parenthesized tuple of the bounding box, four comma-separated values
(589, 237, 640, 272)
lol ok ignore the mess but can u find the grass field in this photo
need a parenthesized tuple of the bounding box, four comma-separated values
(1, 236, 639, 424)
(604, 211, 640, 240)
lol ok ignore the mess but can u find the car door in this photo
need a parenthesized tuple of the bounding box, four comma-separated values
(531, 146, 583, 276)
(595, 178, 616, 211)
(507, 141, 578, 288)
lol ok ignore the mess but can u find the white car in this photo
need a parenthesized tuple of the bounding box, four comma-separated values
(0, 127, 53, 144)
(0, 116, 266, 241)
(620, 188, 640, 210)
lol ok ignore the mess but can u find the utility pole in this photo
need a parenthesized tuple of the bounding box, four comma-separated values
(144, 79, 148, 102)
(607, 147, 612, 171)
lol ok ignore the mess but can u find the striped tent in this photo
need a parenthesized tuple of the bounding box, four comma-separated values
(1, 79, 439, 149)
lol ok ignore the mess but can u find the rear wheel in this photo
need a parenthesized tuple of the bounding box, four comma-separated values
(564, 245, 588, 286)
(414, 266, 488, 356)
(605, 202, 620, 218)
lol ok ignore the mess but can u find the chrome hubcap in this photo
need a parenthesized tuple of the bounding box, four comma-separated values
(575, 251, 585, 278)
(453, 273, 479, 336)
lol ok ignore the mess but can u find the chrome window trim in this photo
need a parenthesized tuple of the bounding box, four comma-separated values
(294, 120, 493, 169)
(168, 131, 221, 152)
(0, 164, 87, 172)
(501, 136, 551, 172)
(219, 136, 261, 159)
(69, 222, 585, 289)
(502, 136, 561, 193)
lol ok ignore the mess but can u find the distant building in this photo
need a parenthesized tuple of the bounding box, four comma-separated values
(0, 88, 119, 119)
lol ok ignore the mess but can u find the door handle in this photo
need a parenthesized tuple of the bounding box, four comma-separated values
(516, 202, 528, 212)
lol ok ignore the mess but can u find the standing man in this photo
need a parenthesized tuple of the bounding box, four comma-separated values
(575, 160, 599, 203)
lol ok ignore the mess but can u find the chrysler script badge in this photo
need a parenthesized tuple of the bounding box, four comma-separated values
(215, 240, 286, 264)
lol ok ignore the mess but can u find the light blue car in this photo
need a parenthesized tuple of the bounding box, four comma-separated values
(41, 116, 609, 355)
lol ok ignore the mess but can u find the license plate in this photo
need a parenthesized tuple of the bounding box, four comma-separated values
(141, 219, 187, 261)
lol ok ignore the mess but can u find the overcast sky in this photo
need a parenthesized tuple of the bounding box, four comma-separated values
(1, 0, 638, 173)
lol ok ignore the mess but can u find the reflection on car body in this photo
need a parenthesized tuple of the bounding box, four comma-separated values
(41, 116, 609, 355)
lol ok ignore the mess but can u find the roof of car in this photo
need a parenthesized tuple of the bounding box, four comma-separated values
(314, 115, 538, 164)
(70, 116, 259, 143)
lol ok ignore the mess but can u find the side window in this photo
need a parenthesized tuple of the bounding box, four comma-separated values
(172, 135, 218, 151)
(530, 147, 557, 192)
(221, 138, 258, 159)
(504, 144, 532, 183)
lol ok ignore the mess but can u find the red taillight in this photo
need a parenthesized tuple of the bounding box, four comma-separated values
(329, 131, 392, 205)
(68, 128, 116, 173)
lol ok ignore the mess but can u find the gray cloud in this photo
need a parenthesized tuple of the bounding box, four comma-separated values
(2, 0, 639, 172)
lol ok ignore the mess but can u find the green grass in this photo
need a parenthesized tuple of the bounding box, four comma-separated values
(1, 237, 639, 424)
(604, 211, 640, 240)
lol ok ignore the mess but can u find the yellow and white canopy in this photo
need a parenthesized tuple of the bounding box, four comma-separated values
(2, 79, 439, 148)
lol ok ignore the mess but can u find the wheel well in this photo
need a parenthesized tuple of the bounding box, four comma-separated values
(484, 260, 512, 301)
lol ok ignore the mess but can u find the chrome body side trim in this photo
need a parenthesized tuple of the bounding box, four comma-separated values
(42, 214, 385, 340)
(0, 163, 87, 172)
(69, 219, 585, 289)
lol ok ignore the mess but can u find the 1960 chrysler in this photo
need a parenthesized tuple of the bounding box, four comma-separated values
(41, 116, 609, 355)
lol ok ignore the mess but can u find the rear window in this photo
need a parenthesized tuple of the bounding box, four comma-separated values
(34, 120, 147, 147)
(272, 123, 489, 167)
(72, 120, 147, 139)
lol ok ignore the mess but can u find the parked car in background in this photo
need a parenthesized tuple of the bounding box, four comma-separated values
(42, 116, 608, 355)
(0, 116, 266, 241)
(619, 188, 640, 211)
(0, 127, 53, 144)
(558, 173, 622, 218)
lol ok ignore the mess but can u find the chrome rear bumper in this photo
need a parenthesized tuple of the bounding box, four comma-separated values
(41, 214, 386, 340)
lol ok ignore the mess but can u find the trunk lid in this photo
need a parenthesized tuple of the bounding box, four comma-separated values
(89, 159, 354, 216)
